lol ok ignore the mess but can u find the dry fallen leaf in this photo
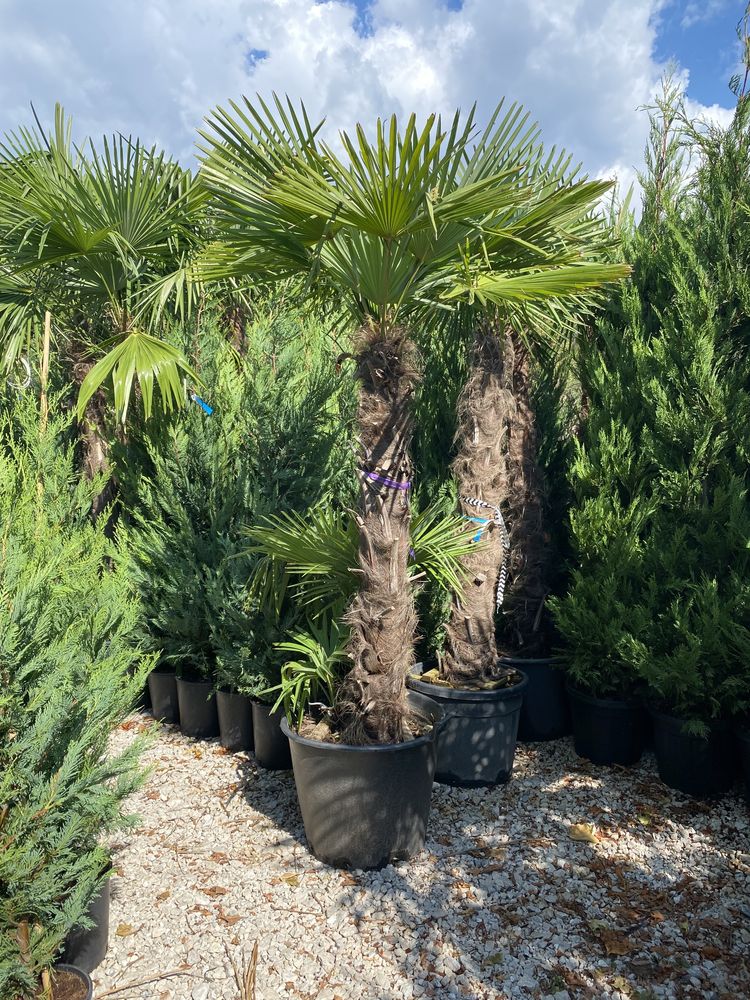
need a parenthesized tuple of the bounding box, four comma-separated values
(600, 930, 632, 956)
(216, 905, 242, 926)
(279, 873, 300, 887)
(155, 890, 171, 902)
(569, 823, 600, 844)
(611, 974, 633, 995)
(115, 923, 137, 938)
(202, 886, 229, 898)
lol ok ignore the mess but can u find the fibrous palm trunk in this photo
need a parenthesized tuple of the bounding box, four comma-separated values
(336, 326, 420, 745)
(443, 324, 514, 684)
(443, 324, 551, 686)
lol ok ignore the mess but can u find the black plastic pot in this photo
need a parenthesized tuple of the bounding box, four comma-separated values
(650, 709, 734, 798)
(736, 725, 750, 801)
(252, 701, 292, 769)
(147, 667, 179, 724)
(176, 676, 219, 739)
(282, 691, 444, 869)
(62, 875, 110, 973)
(501, 656, 571, 742)
(568, 684, 646, 766)
(408, 667, 527, 786)
(51, 964, 93, 1000)
(217, 689, 254, 752)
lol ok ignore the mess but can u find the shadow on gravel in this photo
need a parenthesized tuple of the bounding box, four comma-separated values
(323, 738, 750, 1000)
(233, 753, 308, 849)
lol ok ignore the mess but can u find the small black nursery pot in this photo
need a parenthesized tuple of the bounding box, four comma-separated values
(62, 874, 110, 973)
(567, 684, 647, 766)
(408, 665, 528, 787)
(501, 656, 571, 742)
(50, 964, 93, 1000)
(216, 689, 254, 752)
(147, 667, 179, 724)
(252, 701, 292, 769)
(650, 709, 734, 798)
(176, 675, 219, 739)
(283, 691, 444, 869)
(735, 725, 750, 801)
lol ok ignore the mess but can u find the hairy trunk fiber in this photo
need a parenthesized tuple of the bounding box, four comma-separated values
(443, 325, 552, 683)
(72, 350, 117, 524)
(443, 325, 515, 684)
(336, 327, 420, 745)
(500, 330, 551, 656)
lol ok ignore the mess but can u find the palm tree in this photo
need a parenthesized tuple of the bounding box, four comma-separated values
(440, 144, 628, 684)
(0, 106, 205, 445)
(198, 96, 627, 743)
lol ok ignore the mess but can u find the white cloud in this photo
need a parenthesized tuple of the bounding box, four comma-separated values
(0, 0, 735, 191)
(681, 0, 730, 30)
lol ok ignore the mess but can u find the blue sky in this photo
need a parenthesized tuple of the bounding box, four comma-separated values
(655, 0, 744, 105)
(0, 0, 741, 193)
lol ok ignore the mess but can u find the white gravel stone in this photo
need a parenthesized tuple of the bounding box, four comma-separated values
(92, 715, 750, 1000)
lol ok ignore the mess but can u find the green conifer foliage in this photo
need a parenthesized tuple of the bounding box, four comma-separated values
(551, 81, 750, 727)
(116, 306, 355, 696)
(0, 388, 151, 996)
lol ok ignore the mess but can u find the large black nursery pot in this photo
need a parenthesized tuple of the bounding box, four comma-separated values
(51, 964, 93, 1000)
(650, 708, 734, 798)
(282, 691, 444, 869)
(735, 725, 750, 801)
(216, 689, 254, 752)
(176, 675, 219, 739)
(62, 874, 110, 973)
(147, 666, 179, 724)
(408, 664, 527, 787)
(501, 655, 570, 742)
(567, 683, 647, 766)
(252, 701, 292, 769)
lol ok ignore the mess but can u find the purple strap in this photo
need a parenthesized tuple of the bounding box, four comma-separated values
(365, 471, 411, 491)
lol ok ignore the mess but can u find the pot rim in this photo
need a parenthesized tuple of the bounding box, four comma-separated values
(410, 664, 529, 702)
(53, 963, 93, 993)
(647, 705, 728, 730)
(281, 692, 443, 753)
(176, 675, 214, 688)
(499, 654, 563, 666)
(566, 680, 642, 709)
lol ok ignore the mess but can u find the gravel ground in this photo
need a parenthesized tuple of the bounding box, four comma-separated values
(93, 714, 750, 1000)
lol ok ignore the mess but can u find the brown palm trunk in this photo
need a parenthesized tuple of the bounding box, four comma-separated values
(336, 326, 420, 745)
(443, 324, 515, 684)
(501, 330, 551, 656)
(443, 324, 551, 684)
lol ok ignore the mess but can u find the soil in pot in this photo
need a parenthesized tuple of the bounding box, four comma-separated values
(147, 667, 179, 724)
(651, 709, 734, 798)
(282, 691, 443, 869)
(217, 689, 254, 752)
(176, 675, 219, 739)
(736, 725, 750, 801)
(252, 701, 291, 769)
(408, 665, 527, 786)
(45, 965, 93, 1000)
(61, 873, 110, 973)
(568, 684, 646, 766)
(500, 656, 570, 742)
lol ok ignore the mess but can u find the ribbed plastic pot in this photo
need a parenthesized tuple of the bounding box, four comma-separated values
(176, 677, 219, 739)
(217, 689, 254, 752)
(736, 725, 750, 801)
(650, 709, 734, 798)
(568, 684, 646, 766)
(407, 666, 527, 787)
(147, 667, 179, 724)
(252, 702, 292, 769)
(282, 691, 443, 869)
(500, 656, 570, 742)
(62, 875, 110, 973)
(51, 964, 93, 1000)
